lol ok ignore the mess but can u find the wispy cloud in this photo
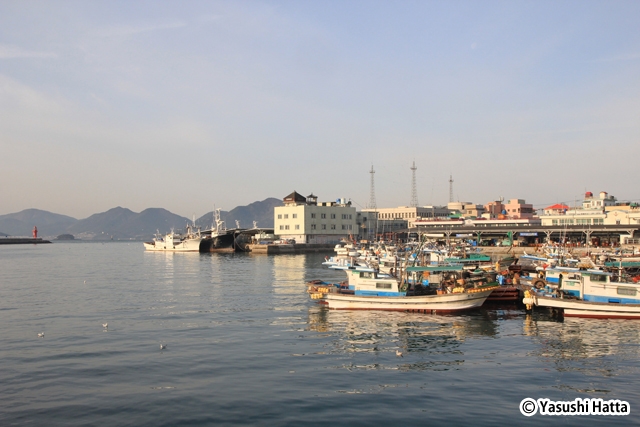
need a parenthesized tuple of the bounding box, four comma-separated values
(594, 52, 640, 62)
(0, 44, 57, 59)
(95, 21, 187, 38)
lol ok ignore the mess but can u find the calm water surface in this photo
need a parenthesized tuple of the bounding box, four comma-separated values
(1, 242, 638, 426)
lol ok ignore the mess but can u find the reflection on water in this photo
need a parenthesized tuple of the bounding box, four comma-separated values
(524, 313, 640, 360)
(306, 305, 505, 372)
(523, 312, 640, 393)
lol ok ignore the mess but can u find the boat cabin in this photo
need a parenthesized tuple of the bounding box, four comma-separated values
(344, 269, 403, 296)
(548, 270, 640, 304)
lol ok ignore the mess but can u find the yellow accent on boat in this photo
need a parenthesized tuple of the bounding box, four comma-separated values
(523, 289, 532, 310)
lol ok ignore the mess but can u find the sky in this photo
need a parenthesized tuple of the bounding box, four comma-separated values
(1, 0, 639, 219)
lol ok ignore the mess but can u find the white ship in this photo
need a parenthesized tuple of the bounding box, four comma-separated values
(143, 224, 202, 252)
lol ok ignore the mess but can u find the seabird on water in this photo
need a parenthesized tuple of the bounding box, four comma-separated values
(38, 332, 44, 338)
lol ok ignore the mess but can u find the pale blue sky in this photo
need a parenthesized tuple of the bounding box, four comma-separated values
(1, 1, 639, 218)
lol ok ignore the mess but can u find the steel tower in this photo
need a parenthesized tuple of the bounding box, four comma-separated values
(410, 161, 418, 207)
(368, 165, 377, 209)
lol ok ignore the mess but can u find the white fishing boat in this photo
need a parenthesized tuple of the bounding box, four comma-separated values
(143, 224, 202, 252)
(308, 265, 498, 313)
(523, 269, 640, 319)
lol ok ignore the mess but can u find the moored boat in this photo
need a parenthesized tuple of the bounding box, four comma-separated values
(143, 225, 203, 252)
(523, 269, 640, 319)
(308, 265, 498, 313)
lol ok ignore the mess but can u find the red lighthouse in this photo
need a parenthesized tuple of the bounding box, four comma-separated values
(33, 226, 38, 239)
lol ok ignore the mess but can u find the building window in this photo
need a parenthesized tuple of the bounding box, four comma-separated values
(322, 224, 326, 230)
(342, 225, 346, 230)
(331, 214, 336, 219)
(311, 213, 316, 219)
(321, 213, 326, 219)
(331, 224, 336, 230)
(295, 225, 300, 230)
(279, 225, 284, 230)
(284, 214, 288, 219)
(311, 224, 316, 230)
(293, 213, 297, 219)
(285, 225, 289, 230)
(277, 214, 282, 219)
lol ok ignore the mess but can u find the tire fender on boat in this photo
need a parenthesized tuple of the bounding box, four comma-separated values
(533, 279, 546, 289)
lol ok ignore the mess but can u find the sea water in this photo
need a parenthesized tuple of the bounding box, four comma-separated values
(0, 242, 638, 426)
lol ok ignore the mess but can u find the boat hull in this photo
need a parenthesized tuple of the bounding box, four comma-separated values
(486, 286, 521, 302)
(524, 294, 640, 319)
(143, 238, 202, 252)
(324, 288, 494, 313)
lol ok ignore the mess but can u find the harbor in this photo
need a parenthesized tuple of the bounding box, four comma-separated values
(2, 241, 638, 426)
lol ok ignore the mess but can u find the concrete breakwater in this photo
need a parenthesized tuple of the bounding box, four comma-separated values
(0, 237, 52, 245)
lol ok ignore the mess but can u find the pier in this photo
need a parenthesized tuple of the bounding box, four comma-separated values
(247, 243, 335, 254)
(0, 237, 52, 245)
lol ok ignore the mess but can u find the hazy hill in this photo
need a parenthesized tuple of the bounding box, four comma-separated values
(67, 207, 189, 240)
(196, 197, 282, 230)
(0, 209, 77, 237)
(1, 198, 281, 239)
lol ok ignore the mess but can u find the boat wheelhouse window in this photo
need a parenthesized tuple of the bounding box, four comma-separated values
(590, 274, 608, 282)
(617, 287, 637, 296)
(360, 271, 374, 279)
(376, 283, 393, 289)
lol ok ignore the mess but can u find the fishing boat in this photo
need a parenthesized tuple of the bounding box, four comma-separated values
(199, 208, 238, 252)
(523, 269, 640, 319)
(143, 224, 203, 252)
(307, 265, 498, 313)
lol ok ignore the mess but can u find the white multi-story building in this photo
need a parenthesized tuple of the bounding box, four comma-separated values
(539, 191, 638, 226)
(274, 191, 357, 244)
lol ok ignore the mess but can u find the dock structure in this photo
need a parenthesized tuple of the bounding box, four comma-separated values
(247, 243, 335, 254)
(408, 224, 640, 246)
(0, 237, 52, 245)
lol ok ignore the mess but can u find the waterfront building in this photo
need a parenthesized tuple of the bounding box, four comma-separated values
(483, 199, 535, 219)
(447, 201, 484, 218)
(274, 191, 357, 244)
(605, 203, 640, 225)
(543, 203, 569, 215)
(362, 205, 450, 236)
(540, 191, 616, 226)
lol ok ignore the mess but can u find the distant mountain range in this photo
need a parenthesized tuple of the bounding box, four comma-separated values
(0, 198, 282, 240)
